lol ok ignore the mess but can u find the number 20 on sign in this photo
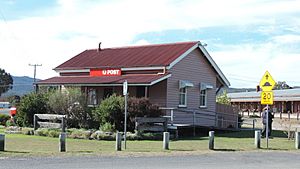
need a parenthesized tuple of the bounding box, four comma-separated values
(261, 91, 274, 105)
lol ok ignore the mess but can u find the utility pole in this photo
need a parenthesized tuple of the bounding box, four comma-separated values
(29, 64, 42, 83)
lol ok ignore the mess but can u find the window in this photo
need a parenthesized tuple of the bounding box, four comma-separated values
(136, 86, 145, 98)
(200, 89, 207, 108)
(103, 88, 113, 99)
(88, 88, 97, 105)
(179, 87, 187, 107)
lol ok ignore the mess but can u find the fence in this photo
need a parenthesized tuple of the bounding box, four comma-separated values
(160, 104, 239, 131)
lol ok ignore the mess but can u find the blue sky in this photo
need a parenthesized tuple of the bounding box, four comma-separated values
(1, 0, 300, 88)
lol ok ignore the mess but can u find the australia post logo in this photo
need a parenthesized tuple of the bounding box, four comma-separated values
(90, 69, 121, 76)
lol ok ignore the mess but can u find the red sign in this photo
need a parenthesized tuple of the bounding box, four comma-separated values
(10, 107, 17, 116)
(90, 69, 121, 76)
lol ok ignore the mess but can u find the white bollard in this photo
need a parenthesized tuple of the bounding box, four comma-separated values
(116, 132, 122, 151)
(255, 130, 261, 149)
(59, 132, 66, 152)
(163, 132, 170, 150)
(296, 132, 300, 150)
(209, 131, 214, 150)
(0, 134, 4, 151)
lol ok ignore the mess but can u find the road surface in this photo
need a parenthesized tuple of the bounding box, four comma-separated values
(1, 151, 300, 169)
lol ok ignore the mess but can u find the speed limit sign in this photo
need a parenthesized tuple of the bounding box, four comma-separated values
(261, 91, 273, 105)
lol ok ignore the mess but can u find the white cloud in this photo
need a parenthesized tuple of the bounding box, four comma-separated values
(211, 40, 300, 88)
(0, 0, 300, 84)
(272, 34, 300, 44)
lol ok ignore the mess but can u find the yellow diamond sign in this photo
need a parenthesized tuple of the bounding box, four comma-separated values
(261, 91, 274, 105)
(259, 71, 276, 92)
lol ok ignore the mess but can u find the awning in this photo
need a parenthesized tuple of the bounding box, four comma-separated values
(37, 74, 171, 86)
(200, 83, 214, 90)
(179, 80, 194, 89)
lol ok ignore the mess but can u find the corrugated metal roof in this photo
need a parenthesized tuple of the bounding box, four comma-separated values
(55, 41, 198, 70)
(37, 74, 171, 86)
(228, 88, 300, 102)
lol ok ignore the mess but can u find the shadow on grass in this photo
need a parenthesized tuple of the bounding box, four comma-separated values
(4, 150, 29, 154)
(212, 148, 236, 152)
(215, 130, 288, 139)
(176, 137, 209, 141)
(70, 150, 93, 153)
(259, 147, 289, 151)
(171, 149, 195, 152)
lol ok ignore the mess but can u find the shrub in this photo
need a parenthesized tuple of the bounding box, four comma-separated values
(48, 130, 60, 138)
(93, 95, 162, 132)
(90, 131, 115, 140)
(48, 88, 97, 129)
(5, 119, 15, 127)
(0, 114, 10, 126)
(68, 128, 92, 139)
(21, 128, 34, 135)
(100, 122, 115, 132)
(127, 97, 162, 131)
(93, 94, 124, 131)
(34, 128, 61, 137)
(16, 92, 50, 127)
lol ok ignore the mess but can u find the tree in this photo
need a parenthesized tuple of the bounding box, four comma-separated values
(0, 68, 13, 97)
(16, 92, 50, 127)
(273, 81, 292, 90)
(216, 90, 231, 105)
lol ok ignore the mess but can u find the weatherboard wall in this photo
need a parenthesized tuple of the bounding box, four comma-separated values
(166, 48, 217, 125)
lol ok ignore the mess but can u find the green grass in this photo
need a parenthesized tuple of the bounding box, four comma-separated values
(0, 130, 298, 157)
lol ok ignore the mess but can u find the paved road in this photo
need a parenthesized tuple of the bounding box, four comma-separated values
(1, 151, 300, 169)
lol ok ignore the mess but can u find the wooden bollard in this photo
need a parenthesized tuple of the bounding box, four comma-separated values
(59, 132, 66, 152)
(0, 134, 4, 151)
(163, 132, 169, 150)
(255, 130, 261, 149)
(116, 132, 122, 151)
(209, 131, 214, 150)
(296, 132, 300, 149)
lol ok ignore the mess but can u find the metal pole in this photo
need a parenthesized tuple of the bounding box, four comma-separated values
(116, 132, 122, 151)
(171, 109, 174, 126)
(255, 130, 261, 149)
(209, 131, 214, 150)
(193, 111, 196, 137)
(163, 132, 170, 150)
(124, 93, 127, 149)
(266, 104, 269, 149)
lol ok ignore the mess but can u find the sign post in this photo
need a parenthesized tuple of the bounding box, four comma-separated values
(259, 71, 275, 149)
(123, 80, 128, 150)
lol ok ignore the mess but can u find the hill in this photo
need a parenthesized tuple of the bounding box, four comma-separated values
(1, 76, 40, 97)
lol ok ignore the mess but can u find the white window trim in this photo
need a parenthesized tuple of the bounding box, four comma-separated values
(179, 87, 187, 107)
(200, 89, 207, 108)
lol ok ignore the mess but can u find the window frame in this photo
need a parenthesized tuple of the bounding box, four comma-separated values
(87, 88, 97, 106)
(179, 87, 187, 107)
(200, 89, 207, 108)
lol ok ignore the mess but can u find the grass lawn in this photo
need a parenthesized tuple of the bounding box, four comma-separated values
(0, 129, 298, 157)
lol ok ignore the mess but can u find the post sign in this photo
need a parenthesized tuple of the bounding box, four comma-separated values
(259, 71, 275, 92)
(90, 69, 121, 77)
(261, 91, 273, 105)
(259, 71, 276, 149)
(123, 80, 128, 96)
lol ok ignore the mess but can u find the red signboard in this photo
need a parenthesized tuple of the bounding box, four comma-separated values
(90, 69, 121, 76)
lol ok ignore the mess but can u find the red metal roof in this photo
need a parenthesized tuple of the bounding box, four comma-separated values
(37, 74, 170, 85)
(55, 41, 198, 70)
